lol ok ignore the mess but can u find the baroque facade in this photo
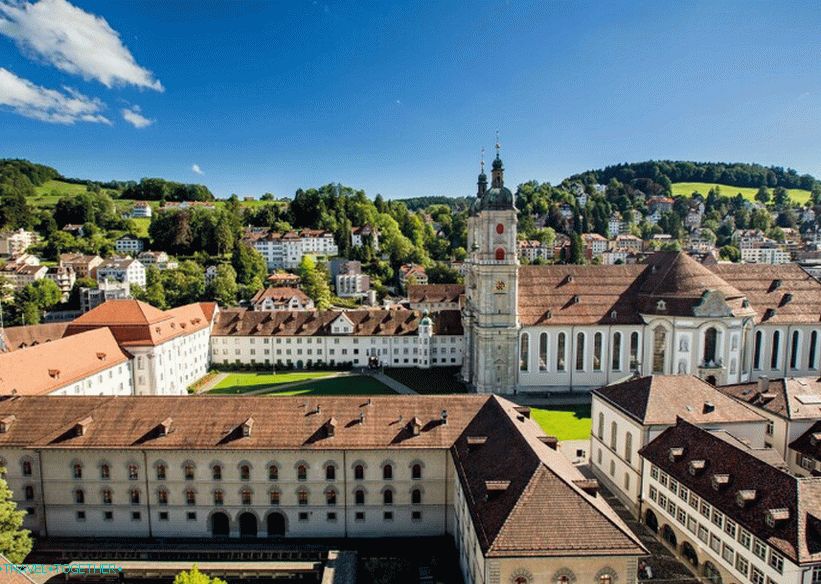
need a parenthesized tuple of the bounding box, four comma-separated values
(462, 153, 821, 394)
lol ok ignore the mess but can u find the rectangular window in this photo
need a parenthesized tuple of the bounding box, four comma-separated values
(187, 512, 197, 521)
(383, 511, 393, 521)
(753, 539, 767, 560)
(649, 486, 658, 502)
(298, 512, 309, 522)
(721, 543, 734, 564)
(711, 509, 724, 529)
(710, 533, 721, 553)
(698, 525, 709, 544)
(326, 512, 337, 522)
(687, 516, 697, 534)
(159, 512, 169, 521)
(669, 478, 678, 495)
(768, 550, 784, 574)
(412, 511, 422, 521)
(738, 529, 751, 549)
(724, 518, 736, 538)
(750, 567, 765, 584)
(76, 511, 86, 521)
(104, 511, 113, 521)
(734, 554, 748, 577)
(679, 485, 689, 502)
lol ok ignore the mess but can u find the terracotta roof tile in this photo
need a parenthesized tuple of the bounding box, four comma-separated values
(408, 284, 464, 304)
(720, 377, 821, 421)
(789, 421, 821, 463)
(0, 323, 67, 352)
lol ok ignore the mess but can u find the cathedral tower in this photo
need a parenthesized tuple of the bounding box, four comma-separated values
(462, 140, 519, 394)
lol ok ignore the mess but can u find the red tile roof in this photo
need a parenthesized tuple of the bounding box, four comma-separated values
(720, 377, 821, 421)
(0, 323, 67, 352)
(408, 284, 464, 304)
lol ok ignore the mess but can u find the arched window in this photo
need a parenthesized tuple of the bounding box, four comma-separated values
(704, 561, 722, 584)
(158, 489, 168, 506)
(611, 332, 622, 370)
(156, 464, 166, 481)
(741, 325, 751, 371)
(127, 464, 139, 481)
(325, 465, 336, 481)
(355, 489, 365, 506)
(326, 489, 337, 506)
(297, 489, 308, 506)
(21, 460, 32, 477)
(297, 464, 307, 481)
(754, 330, 763, 369)
(383, 489, 393, 506)
(809, 331, 819, 369)
(557, 333, 566, 371)
(625, 432, 633, 463)
(183, 463, 195, 481)
(130, 489, 140, 505)
(24, 486, 34, 500)
(519, 333, 529, 371)
(575, 333, 585, 371)
(354, 464, 364, 480)
(652, 325, 667, 373)
(411, 489, 422, 505)
(270, 490, 280, 505)
(599, 576, 612, 584)
(101, 489, 112, 505)
(790, 330, 800, 369)
(74, 489, 84, 504)
(240, 464, 251, 481)
(212, 464, 222, 481)
(593, 332, 603, 371)
(597, 413, 604, 440)
(703, 327, 718, 364)
(411, 464, 422, 480)
(241, 488, 252, 506)
(771, 331, 781, 369)
(629, 331, 640, 370)
(71, 463, 82, 479)
(213, 490, 223, 505)
(185, 489, 196, 506)
(610, 421, 618, 450)
(268, 465, 278, 481)
(100, 464, 110, 480)
(538, 333, 548, 371)
(382, 464, 393, 480)
(495, 248, 505, 261)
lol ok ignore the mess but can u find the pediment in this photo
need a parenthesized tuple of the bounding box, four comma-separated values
(693, 290, 733, 318)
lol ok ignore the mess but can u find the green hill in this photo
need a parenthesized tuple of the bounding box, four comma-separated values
(671, 182, 811, 205)
(32, 179, 122, 207)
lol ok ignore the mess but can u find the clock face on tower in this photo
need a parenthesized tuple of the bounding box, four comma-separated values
(495, 280, 507, 292)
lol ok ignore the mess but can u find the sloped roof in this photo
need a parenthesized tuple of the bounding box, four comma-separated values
(720, 377, 821, 421)
(250, 287, 311, 305)
(408, 284, 464, 304)
(0, 328, 129, 396)
(593, 375, 764, 426)
(709, 263, 821, 324)
(640, 419, 821, 565)
(789, 421, 821, 463)
(211, 308, 463, 337)
(0, 323, 67, 352)
(66, 300, 209, 347)
(0, 554, 36, 583)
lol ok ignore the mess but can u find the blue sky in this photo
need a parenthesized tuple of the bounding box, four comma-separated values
(1, 0, 820, 199)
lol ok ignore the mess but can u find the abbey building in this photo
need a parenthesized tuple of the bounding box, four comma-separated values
(462, 151, 821, 394)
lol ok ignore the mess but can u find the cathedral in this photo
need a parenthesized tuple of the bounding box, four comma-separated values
(461, 148, 821, 394)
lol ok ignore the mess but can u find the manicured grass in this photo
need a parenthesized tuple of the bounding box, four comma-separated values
(262, 375, 396, 396)
(209, 371, 338, 394)
(671, 182, 811, 205)
(530, 405, 591, 441)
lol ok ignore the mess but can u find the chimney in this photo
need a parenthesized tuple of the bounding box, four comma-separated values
(440, 409, 448, 425)
(757, 376, 770, 394)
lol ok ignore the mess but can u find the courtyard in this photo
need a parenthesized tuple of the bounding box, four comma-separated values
(208, 371, 395, 396)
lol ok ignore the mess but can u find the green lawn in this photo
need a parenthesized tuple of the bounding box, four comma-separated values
(262, 375, 396, 396)
(671, 182, 811, 205)
(208, 371, 395, 396)
(209, 371, 338, 394)
(31, 179, 121, 207)
(530, 405, 592, 441)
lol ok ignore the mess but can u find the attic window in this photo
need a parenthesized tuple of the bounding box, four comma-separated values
(180, 322, 187, 329)
(564, 275, 574, 285)
(765, 308, 776, 320)
(571, 295, 580, 304)
(75, 416, 93, 437)
(155, 327, 161, 333)
(159, 417, 172, 436)
(656, 300, 667, 311)
(0, 415, 16, 433)
(572, 478, 599, 496)
(485, 480, 510, 494)
(48, 369, 60, 379)
(668, 447, 684, 462)
(170, 322, 176, 328)
(810, 433, 821, 447)
(539, 435, 558, 450)
(611, 310, 618, 320)
(513, 406, 531, 419)
(409, 417, 422, 436)
(711, 474, 730, 490)
(95, 352, 107, 361)
(772, 279, 782, 290)
(736, 489, 756, 507)
(765, 508, 789, 527)
(688, 460, 706, 475)
(241, 417, 255, 437)
(742, 298, 750, 308)
(545, 310, 552, 320)
(781, 293, 793, 305)
(467, 436, 488, 448)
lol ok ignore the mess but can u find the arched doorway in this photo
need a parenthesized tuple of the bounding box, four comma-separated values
(267, 511, 287, 537)
(211, 512, 229, 537)
(705, 375, 717, 386)
(661, 524, 677, 548)
(644, 509, 659, 533)
(681, 541, 699, 568)
(238, 512, 257, 538)
(296, 360, 304, 369)
(703, 562, 722, 584)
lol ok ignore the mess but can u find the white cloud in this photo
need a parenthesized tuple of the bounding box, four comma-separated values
(121, 105, 153, 128)
(191, 164, 204, 175)
(0, 0, 163, 91)
(0, 67, 110, 124)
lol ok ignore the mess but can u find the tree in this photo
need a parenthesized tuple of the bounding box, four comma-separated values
(0, 469, 32, 563)
(299, 255, 332, 310)
(426, 262, 462, 284)
(755, 186, 771, 205)
(15, 279, 62, 324)
(173, 566, 227, 584)
(231, 243, 267, 287)
(206, 264, 238, 307)
(719, 245, 740, 262)
(134, 266, 167, 309)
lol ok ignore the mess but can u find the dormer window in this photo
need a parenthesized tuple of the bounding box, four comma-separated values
(711, 474, 730, 490)
(668, 447, 684, 462)
(326, 418, 337, 438)
(75, 416, 92, 437)
(765, 508, 789, 527)
(159, 417, 172, 436)
(610, 310, 618, 320)
(571, 295, 580, 304)
(656, 300, 667, 311)
(242, 417, 254, 437)
(409, 417, 422, 436)
(736, 489, 756, 507)
(96, 352, 107, 361)
(48, 369, 60, 379)
(688, 460, 705, 475)
(0, 415, 15, 433)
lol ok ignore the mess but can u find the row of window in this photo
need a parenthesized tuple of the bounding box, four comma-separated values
(519, 331, 641, 373)
(73, 509, 424, 523)
(219, 336, 460, 345)
(649, 466, 785, 576)
(596, 415, 634, 464)
(753, 329, 819, 371)
(70, 462, 424, 482)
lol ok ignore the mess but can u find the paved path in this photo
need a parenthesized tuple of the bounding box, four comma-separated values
(369, 371, 418, 395)
(193, 372, 229, 393)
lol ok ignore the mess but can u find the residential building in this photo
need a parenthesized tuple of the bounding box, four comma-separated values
(211, 309, 463, 370)
(639, 419, 821, 584)
(61, 224, 84, 237)
(243, 228, 338, 270)
(114, 235, 144, 255)
(787, 421, 821, 477)
(398, 263, 428, 290)
(65, 300, 211, 395)
(0, 394, 646, 584)
(80, 280, 131, 313)
(44, 265, 76, 301)
(350, 225, 380, 250)
(137, 250, 177, 270)
(590, 375, 767, 515)
(609, 213, 624, 236)
(740, 241, 791, 265)
(601, 249, 629, 265)
(335, 261, 370, 298)
(130, 201, 153, 218)
(614, 234, 643, 254)
(408, 284, 464, 312)
(516, 239, 553, 262)
(59, 253, 103, 278)
(266, 272, 301, 287)
(0, 323, 68, 353)
(0, 258, 47, 291)
(249, 287, 314, 311)
(96, 258, 146, 288)
(0, 229, 39, 257)
(159, 201, 216, 212)
(0, 328, 132, 396)
(582, 233, 608, 259)
(647, 196, 674, 215)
